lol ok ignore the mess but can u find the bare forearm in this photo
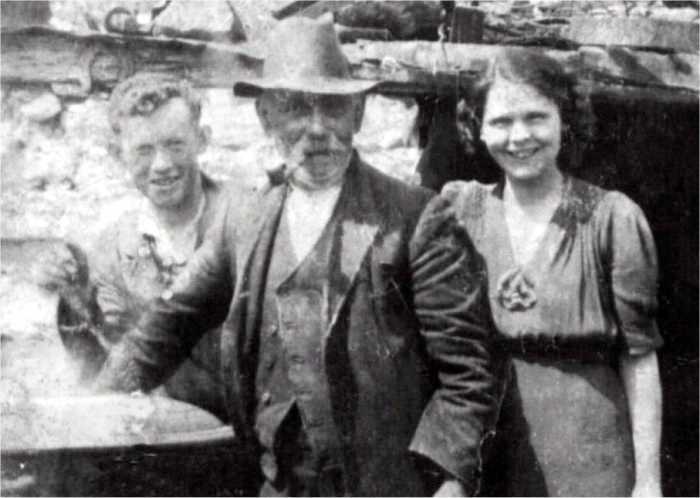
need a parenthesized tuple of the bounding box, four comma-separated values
(620, 350, 662, 492)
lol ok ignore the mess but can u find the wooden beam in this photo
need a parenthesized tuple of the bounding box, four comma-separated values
(272, 1, 319, 20)
(2, 27, 697, 106)
(1, 27, 261, 97)
(565, 16, 699, 54)
(344, 41, 699, 104)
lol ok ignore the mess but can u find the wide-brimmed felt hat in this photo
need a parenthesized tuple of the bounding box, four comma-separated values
(233, 14, 378, 97)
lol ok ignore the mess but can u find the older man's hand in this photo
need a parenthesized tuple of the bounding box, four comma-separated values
(433, 478, 468, 497)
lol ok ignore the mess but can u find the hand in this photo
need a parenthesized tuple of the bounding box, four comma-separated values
(36, 242, 92, 306)
(433, 478, 467, 497)
(631, 480, 663, 497)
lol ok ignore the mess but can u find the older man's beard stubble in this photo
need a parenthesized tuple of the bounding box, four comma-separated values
(276, 130, 354, 191)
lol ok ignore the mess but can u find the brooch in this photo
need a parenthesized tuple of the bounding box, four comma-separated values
(495, 267, 537, 311)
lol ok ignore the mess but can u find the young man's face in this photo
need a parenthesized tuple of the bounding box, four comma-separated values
(118, 97, 205, 210)
(257, 90, 364, 190)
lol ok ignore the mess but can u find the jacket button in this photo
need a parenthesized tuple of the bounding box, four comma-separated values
(261, 391, 272, 406)
(268, 324, 278, 336)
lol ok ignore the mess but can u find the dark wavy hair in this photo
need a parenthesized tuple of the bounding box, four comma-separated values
(467, 48, 596, 170)
(108, 73, 202, 135)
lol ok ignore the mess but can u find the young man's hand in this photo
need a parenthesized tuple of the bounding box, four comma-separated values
(36, 242, 92, 312)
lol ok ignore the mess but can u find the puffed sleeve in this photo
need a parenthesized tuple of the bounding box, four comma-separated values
(602, 192, 663, 356)
(408, 194, 499, 491)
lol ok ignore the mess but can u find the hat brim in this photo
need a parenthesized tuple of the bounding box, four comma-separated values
(233, 76, 378, 97)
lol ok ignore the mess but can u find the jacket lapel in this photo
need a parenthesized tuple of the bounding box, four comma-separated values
(325, 158, 381, 339)
(225, 181, 286, 431)
(234, 183, 287, 291)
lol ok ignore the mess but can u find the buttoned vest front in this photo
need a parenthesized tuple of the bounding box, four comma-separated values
(255, 193, 344, 459)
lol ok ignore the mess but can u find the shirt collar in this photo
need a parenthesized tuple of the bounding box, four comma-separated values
(136, 193, 207, 265)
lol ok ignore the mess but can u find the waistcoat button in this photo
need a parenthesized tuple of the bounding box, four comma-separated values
(289, 354, 305, 365)
(306, 417, 323, 428)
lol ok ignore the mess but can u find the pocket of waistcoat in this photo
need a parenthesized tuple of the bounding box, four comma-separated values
(255, 399, 297, 482)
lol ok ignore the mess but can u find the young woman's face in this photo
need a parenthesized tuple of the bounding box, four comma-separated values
(481, 77, 562, 183)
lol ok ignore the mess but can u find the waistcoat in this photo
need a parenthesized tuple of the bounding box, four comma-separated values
(255, 195, 343, 460)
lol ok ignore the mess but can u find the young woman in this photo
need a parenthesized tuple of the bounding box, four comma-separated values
(442, 49, 663, 496)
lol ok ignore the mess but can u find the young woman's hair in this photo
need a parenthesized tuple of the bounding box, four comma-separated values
(108, 73, 202, 134)
(468, 48, 596, 170)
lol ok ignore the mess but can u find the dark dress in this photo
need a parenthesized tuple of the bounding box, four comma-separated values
(442, 176, 663, 497)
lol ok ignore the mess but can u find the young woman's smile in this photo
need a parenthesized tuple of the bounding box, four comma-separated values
(481, 77, 562, 183)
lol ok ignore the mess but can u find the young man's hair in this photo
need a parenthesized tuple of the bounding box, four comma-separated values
(108, 73, 203, 134)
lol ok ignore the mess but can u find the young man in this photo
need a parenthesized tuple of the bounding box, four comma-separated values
(95, 16, 498, 496)
(37, 73, 227, 420)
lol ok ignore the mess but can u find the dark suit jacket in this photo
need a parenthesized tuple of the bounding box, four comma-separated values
(96, 154, 498, 495)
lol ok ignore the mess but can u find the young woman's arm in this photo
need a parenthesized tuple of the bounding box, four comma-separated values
(620, 351, 663, 497)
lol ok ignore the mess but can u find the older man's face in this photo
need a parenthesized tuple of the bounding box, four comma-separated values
(257, 90, 363, 189)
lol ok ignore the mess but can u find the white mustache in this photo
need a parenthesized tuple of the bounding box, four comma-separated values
(289, 136, 350, 166)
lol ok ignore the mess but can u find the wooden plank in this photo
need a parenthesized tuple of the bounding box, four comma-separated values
(344, 41, 699, 96)
(280, 1, 356, 20)
(0, 1, 50, 30)
(565, 16, 699, 54)
(1, 27, 262, 97)
(352, 60, 698, 106)
(2, 27, 697, 106)
(272, 1, 319, 20)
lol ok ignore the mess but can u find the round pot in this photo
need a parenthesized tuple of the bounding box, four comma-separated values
(1, 394, 258, 496)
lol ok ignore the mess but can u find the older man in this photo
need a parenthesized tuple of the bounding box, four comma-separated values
(37, 73, 227, 420)
(95, 15, 497, 497)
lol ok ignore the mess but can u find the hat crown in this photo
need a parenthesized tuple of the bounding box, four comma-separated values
(233, 13, 377, 97)
(264, 14, 350, 83)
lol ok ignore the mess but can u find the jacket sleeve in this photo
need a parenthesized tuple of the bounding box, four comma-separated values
(93, 203, 235, 393)
(407, 194, 499, 493)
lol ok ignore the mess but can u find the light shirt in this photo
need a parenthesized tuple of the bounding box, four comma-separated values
(136, 194, 207, 268)
(284, 183, 342, 263)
